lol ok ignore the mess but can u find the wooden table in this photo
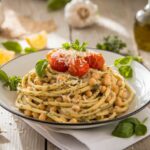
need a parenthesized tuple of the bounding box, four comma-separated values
(0, 0, 150, 150)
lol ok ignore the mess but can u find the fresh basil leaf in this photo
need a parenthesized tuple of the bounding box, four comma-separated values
(62, 42, 71, 50)
(121, 117, 141, 126)
(47, 0, 70, 11)
(24, 47, 36, 54)
(35, 59, 48, 77)
(112, 122, 134, 138)
(0, 70, 9, 83)
(118, 65, 133, 78)
(135, 124, 147, 136)
(71, 39, 80, 51)
(2, 41, 22, 53)
(132, 56, 143, 63)
(114, 56, 133, 67)
(8, 76, 21, 91)
(80, 42, 88, 51)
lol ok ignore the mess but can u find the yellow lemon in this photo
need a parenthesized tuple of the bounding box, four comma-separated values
(0, 49, 15, 65)
(25, 31, 48, 50)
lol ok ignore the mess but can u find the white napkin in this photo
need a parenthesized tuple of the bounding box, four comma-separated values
(23, 108, 150, 150)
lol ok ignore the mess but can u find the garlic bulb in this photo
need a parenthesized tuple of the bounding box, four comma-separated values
(65, 0, 98, 28)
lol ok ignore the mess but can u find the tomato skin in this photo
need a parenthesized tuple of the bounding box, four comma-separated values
(68, 58, 89, 77)
(85, 54, 105, 70)
(49, 57, 68, 72)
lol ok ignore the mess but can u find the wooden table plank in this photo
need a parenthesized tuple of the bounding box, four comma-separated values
(0, 107, 45, 150)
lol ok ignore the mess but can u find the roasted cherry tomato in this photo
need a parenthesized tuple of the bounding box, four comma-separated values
(68, 58, 89, 77)
(85, 54, 105, 70)
(48, 55, 68, 72)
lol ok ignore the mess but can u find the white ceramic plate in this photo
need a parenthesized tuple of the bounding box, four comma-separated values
(0, 49, 150, 129)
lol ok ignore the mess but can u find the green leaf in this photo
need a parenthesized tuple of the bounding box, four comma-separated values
(132, 56, 143, 63)
(114, 56, 133, 67)
(62, 39, 88, 51)
(8, 76, 21, 91)
(24, 47, 36, 54)
(62, 42, 71, 50)
(35, 59, 48, 77)
(0, 70, 9, 83)
(135, 124, 147, 136)
(2, 41, 22, 53)
(121, 117, 141, 126)
(47, 0, 70, 11)
(112, 122, 134, 138)
(80, 42, 88, 51)
(118, 65, 133, 78)
(96, 35, 126, 53)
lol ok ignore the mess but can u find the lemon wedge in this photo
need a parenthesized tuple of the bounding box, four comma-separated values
(25, 31, 48, 50)
(0, 49, 15, 65)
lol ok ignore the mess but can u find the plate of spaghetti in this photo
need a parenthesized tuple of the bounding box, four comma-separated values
(0, 43, 150, 129)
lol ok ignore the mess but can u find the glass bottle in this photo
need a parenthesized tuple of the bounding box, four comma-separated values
(134, 1, 150, 52)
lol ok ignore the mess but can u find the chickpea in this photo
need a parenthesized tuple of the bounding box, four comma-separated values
(38, 104, 45, 110)
(72, 105, 80, 112)
(115, 97, 123, 106)
(50, 79, 55, 84)
(117, 80, 123, 87)
(92, 73, 100, 80)
(56, 97, 62, 102)
(32, 112, 39, 118)
(24, 110, 32, 117)
(112, 85, 119, 95)
(69, 118, 78, 123)
(85, 90, 92, 97)
(89, 78, 97, 86)
(102, 78, 111, 86)
(101, 64, 107, 71)
(100, 86, 107, 93)
(50, 106, 57, 112)
(34, 79, 42, 85)
(122, 91, 128, 99)
(39, 113, 47, 121)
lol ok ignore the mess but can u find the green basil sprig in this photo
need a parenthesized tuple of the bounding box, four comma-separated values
(112, 117, 147, 138)
(35, 59, 48, 77)
(0, 69, 21, 91)
(62, 39, 88, 51)
(114, 56, 143, 79)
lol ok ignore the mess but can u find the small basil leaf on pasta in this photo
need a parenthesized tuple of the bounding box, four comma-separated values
(112, 122, 134, 138)
(35, 59, 48, 77)
(62, 39, 88, 51)
(2, 41, 22, 53)
(118, 66, 133, 78)
(0, 69, 9, 83)
(62, 42, 71, 50)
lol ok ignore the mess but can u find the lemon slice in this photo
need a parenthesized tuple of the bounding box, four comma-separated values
(25, 31, 48, 50)
(0, 49, 15, 65)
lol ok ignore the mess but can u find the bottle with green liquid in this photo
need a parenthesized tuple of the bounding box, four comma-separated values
(134, 1, 150, 51)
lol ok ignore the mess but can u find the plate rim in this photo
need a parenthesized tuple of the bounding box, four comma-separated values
(0, 48, 150, 126)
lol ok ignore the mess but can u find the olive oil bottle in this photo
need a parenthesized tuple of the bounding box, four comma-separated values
(134, 2, 150, 51)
